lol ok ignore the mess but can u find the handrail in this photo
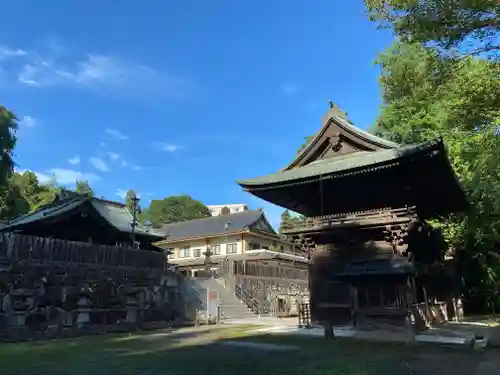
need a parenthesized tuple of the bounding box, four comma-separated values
(235, 284, 262, 315)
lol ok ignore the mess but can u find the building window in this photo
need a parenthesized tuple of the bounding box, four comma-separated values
(280, 245, 284, 252)
(226, 243, 237, 254)
(211, 245, 221, 255)
(248, 242, 260, 250)
(193, 248, 202, 257)
(165, 248, 174, 259)
(179, 247, 190, 258)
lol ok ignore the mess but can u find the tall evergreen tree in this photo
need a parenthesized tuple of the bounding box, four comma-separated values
(0, 106, 17, 187)
(365, 0, 500, 58)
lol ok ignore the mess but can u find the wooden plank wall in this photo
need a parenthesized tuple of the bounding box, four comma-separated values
(0, 233, 165, 270)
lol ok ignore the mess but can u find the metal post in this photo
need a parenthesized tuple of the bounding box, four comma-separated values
(203, 247, 213, 278)
(130, 196, 140, 247)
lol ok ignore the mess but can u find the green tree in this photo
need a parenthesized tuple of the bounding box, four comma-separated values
(367, 37, 500, 311)
(144, 195, 210, 228)
(9, 171, 55, 213)
(125, 189, 138, 214)
(75, 180, 94, 196)
(370, 42, 500, 143)
(278, 209, 307, 234)
(0, 106, 17, 187)
(279, 210, 292, 234)
(365, 0, 500, 58)
(0, 179, 29, 220)
(34, 183, 58, 210)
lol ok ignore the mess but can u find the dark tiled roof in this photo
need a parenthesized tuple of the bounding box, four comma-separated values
(160, 210, 272, 242)
(1, 195, 164, 238)
(237, 140, 441, 189)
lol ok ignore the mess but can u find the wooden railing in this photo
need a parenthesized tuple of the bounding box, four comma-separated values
(282, 206, 417, 233)
(0, 233, 165, 270)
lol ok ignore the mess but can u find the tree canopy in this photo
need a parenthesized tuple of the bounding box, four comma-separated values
(0, 171, 98, 221)
(365, 0, 500, 58)
(371, 41, 500, 143)
(141, 195, 211, 228)
(75, 180, 94, 196)
(278, 209, 306, 234)
(0, 106, 17, 187)
(365, 1, 500, 311)
(125, 189, 139, 214)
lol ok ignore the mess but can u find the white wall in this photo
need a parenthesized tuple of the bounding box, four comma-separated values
(166, 234, 244, 260)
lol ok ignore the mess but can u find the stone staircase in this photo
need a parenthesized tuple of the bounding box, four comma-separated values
(202, 278, 257, 319)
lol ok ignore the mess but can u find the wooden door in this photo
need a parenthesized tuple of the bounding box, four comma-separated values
(314, 280, 353, 325)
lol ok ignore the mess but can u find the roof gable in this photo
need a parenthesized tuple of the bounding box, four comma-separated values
(285, 107, 398, 171)
(249, 215, 277, 234)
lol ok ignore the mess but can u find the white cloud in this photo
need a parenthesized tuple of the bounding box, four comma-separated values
(21, 115, 38, 128)
(107, 151, 120, 160)
(131, 165, 143, 171)
(33, 171, 52, 184)
(105, 128, 129, 141)
(51, 169, 100, 185)
(280, 82, 299, 96)
(152, 142, 183, 152)
(115, 188, 127, 200)
(45, 169, 100, 185)
(14, 51, 194, 98)
(0, 45, 27, 60)
(89, 157, 109, 172)
(68, 156, 80, 165)
(15, 167, 99, 186)
(107, 151, 129, 168)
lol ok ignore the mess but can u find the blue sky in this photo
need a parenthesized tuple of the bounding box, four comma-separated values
(1, 0, 394, 229)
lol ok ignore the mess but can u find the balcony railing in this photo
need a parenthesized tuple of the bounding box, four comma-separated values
(282, 206, 417, 234)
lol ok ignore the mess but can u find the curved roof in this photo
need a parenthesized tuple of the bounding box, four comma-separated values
(284, 109, 399, 171)
(1, 195, 164, 238)
(238, 140, 440, 190)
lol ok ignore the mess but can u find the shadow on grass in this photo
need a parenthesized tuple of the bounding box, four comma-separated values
(0, 324, 490, 375)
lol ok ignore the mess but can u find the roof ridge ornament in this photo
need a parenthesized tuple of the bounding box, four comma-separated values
(326, 100, 349, 121)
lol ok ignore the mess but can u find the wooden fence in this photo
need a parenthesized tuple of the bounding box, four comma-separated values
(0, 233, 165, 270)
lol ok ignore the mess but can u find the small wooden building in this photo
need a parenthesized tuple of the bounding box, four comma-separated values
(0, 191, 164, 250)
(237, 105, 466, 331)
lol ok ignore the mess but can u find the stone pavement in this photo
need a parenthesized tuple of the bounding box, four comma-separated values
(473, 351, 500, 375)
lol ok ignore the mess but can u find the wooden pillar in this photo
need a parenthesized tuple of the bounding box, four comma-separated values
(324, 321, 334, 339)
(351, 284, 358, 327)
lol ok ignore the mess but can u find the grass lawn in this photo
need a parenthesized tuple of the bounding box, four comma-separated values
(0, 324, 484, 375)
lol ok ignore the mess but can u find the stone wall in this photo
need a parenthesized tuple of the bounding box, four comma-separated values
(0, 233, 183, 340)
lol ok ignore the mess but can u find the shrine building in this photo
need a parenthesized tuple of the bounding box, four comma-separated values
(237, 104, 467, 332)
